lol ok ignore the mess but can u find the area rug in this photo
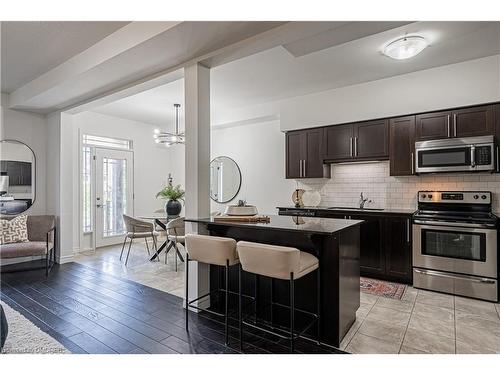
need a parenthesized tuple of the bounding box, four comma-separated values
(360, 277, 406, 300)
(0, 302, 70, 354)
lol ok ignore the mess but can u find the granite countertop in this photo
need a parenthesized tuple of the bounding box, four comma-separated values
(185, 215, 363, 235)
(277, 206, 416, 215)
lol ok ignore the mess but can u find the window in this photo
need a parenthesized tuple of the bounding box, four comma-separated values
(82, 134, 132, 150)
(82, 146, 92, 233)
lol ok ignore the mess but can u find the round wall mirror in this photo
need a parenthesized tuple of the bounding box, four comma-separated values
(0, 140, 36, 215)
(210, 156, 241, 203)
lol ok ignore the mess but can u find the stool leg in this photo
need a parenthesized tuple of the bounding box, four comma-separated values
(225, 259, 229, 346)
(120, 237, 128, 260)
(290, 272, 295, 354)
(125, 238, 133, 266)
(185, 254, 189, 332)
(239, 264, 243, 352)
(254, 274, 259, 324)
(270, 278, 274, 325)
(317, 267, 321, 345)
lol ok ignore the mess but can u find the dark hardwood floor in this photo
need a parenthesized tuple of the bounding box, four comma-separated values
(0, 262, 344, 354)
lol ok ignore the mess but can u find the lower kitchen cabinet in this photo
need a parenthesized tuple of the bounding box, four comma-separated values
(384, 216, 412, 283)
(282, 208, 413, 283)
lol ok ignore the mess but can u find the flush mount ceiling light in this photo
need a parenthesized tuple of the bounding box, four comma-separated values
(153, 103, 184, 147)
(383, 36, 428, 60)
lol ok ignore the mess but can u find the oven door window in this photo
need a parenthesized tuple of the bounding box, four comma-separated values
(418, 147, 471, 168)
(421, 229, 486, 262)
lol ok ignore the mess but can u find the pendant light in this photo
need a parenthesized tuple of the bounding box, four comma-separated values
(153, 103, 185, 146)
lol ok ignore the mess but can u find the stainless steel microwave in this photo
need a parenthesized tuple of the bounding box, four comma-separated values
(415, 135, 495, 173)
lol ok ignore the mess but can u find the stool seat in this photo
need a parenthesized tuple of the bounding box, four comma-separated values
(236, 241, 318, 280)
(185, 234, 238, 266)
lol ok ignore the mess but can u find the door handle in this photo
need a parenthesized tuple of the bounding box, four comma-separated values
(470, 146, 476, 168)
(303, 160, 306, 177)
(354, 137, 358, 157)
(406, 219, 410, 243)
(414, 268, 495, 284)
(496, 146, 499, 173)
(411, 152, 414, 175)
(447, 115, 451, 137)
(453, 114, 457, 137)
(349, 137, 353, 157)
(299, 160, 302, 178)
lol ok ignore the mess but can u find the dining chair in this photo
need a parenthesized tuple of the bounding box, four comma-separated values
(164, 216, 185, 271)
(121, 214, 159, 266)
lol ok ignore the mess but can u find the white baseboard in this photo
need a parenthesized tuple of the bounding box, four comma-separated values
(57, 253, 75, 264)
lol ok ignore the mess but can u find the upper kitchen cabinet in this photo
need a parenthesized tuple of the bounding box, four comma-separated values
(453, 105, 494, 138)
(323, 120, 389, 162)
(354, 119, 389, 160)
(285, 128, 330, 179)
(323, 124, 353, 161)
(389, 116, 416, 176)
(415, 105, 495, 141)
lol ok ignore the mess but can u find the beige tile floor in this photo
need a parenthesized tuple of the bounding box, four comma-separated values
(74, 238, 186, 298)
(75, 241, 500, 354)
(342, 285, 500, 354)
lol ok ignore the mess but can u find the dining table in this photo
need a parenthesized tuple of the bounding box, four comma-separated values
(139, 213, 180, 262)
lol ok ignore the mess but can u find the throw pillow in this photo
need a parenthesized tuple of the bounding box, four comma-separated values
(0, 215, 29, 245)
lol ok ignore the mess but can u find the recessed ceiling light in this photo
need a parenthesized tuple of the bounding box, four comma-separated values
(383, 36, 428, 60)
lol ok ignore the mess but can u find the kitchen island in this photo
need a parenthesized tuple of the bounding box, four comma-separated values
(185, 215, 362, 348)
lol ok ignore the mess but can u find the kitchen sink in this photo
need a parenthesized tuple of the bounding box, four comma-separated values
(327, 206, 384, 211)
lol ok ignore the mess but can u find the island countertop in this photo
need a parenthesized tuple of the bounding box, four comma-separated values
(185, 214, 363, 235)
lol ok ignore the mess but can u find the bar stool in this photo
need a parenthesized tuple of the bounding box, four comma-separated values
(236, 241, 320, 353)
(184, 234, 239, 346)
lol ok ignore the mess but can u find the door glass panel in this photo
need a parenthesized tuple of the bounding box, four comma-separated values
(422, 229, 485, 261)
(102, 157, 127, 237)
(419, 147, 470, 167)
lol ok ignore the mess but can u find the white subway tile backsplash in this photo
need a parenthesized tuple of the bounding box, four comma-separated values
(298, 161, 500, 211)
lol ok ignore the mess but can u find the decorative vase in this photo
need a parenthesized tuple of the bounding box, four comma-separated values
(165, 199, 182, 216)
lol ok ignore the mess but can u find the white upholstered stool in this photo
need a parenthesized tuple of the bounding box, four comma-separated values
(236, 241, 320, 353)
(184, 234, 239, 346)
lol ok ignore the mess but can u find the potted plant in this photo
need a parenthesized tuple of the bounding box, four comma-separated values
(156, 184, 185, 216)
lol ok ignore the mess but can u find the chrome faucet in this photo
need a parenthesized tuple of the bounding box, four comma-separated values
(359, 192, 371, 209)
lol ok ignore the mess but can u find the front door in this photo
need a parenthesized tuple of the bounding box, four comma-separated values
(95, 148, 134, 248)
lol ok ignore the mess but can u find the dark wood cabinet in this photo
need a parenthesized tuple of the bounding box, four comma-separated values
(385, 216, 412, 283)
(323, 124, 353, 161)
(323, 120, 388, 162)
(415, 105, 495, 141)
(354, 119, 389, 160)
(0, 161, 32, 186)
(389, 116, 416, 176)
(285, 128, 330, 179)
(350, 214, 386, 278)
(415, 110, 451, 141)
(453, 105, 494, 138)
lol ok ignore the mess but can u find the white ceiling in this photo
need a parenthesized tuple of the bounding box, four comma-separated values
(1, 21, 129, 93)
(93, 21, 500, 128)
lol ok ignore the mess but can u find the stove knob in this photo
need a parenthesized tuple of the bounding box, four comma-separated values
(428, 194, 433, 199)
(482, 195, 487, 200)
(421, 194, 426, 199)
(474, 195, 479, 199)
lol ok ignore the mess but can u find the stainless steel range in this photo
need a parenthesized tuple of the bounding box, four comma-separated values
(413, 191, 498, 302)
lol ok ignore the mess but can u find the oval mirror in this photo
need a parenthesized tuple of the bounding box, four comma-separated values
(210, 156, 241, 203)
(0, 140, 36, 215)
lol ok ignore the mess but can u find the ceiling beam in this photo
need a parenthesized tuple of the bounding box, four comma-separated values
(9, 21, 181, 109)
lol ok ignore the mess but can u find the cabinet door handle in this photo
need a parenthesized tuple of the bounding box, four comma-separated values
(447, 115, 451, 138)
(354, 137, 358, 157)
(496, 146, 499, 173)
(303, 160, 306, 177)
(299, 160, 302, 178)
(411, 152, 415, 175)
(453, 114, 457, 137)
(406, 219, 411, 243)
(349, 137, 353, 157)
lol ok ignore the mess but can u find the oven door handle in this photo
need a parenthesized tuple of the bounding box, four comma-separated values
(414, 268, 496, 284)
(413, 219, 496, 229)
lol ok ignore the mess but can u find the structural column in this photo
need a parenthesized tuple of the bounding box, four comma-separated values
(184, 63, 211, 309)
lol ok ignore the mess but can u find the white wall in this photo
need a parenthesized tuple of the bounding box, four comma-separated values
(280, 54, 500, 131)
(1, 93, 47, 215)
(71, 111, 172, 251)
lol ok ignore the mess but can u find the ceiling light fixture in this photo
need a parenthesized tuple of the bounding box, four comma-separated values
(153, 103, 184, 147)
(383, 36, 428, 60)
